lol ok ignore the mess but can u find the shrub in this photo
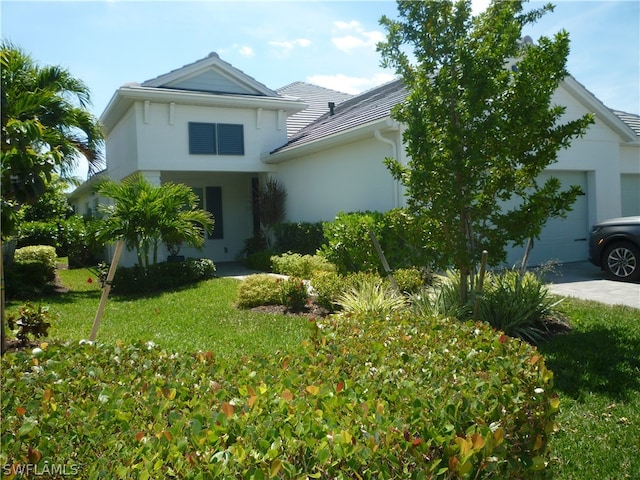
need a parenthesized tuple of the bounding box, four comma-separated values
(14, 245, 57, 273)
(411, 269, 564, 345)
(274, 221, 325, 255)
(279, 277, 309, 312)
(16, 221, 58, 249)
(244, 250, 274, 272)
(393, 267, 430, 294)
(236, 274, 282, 308)
(103, 258, 216, 294)
(0, 315, 559, 478)
(336, 276, 407, 317)
(271, 252, 335, 278)
(6, 303, 53, 346)
(5, 246, 58, 299)
(480, 270, 563, 344)
(309, 271, 346, 311)
(321, 210, 383, 274)
(321, 209, 437, 275)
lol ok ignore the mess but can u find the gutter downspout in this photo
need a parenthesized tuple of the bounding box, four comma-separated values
(374, 129, 401, 208)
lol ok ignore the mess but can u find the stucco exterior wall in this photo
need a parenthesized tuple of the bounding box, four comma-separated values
(275, 134, 400, 222)
(105, 106, 139, 181)
(134, 101, 284, 174)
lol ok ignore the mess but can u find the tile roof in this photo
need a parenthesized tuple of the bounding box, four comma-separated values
(277, 82, 353, 137)
(271, 78, 405, 153)
(611, 110, 640, 137)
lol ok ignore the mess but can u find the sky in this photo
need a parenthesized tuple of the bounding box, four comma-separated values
(1, 0, 639, 178)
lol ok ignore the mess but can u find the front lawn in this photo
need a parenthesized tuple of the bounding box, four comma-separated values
(2, 267, 639, 478)
(5, 267, 310, 358)
(539, 298, 640, 479)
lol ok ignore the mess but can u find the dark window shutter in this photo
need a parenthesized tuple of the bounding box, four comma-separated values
(217, 124, 244, 155)
(189, 122, 216, 154)
(206, 186, 223, 239)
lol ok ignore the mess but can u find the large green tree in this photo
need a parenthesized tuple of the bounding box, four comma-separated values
(1, 42, 104, 354)
(378, 0, 594, 300)
(95, 174, 215, 269)
(1, 41, 104, 236)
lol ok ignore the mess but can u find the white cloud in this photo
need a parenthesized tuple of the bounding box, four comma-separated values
(306, 72, 397, 95)
(331, 20, 385, 52)
(236, 45, 255, 58)
(268, 38, 312, 56)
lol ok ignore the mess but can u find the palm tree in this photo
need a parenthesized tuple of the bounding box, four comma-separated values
(95, 174, 215, 269)
(1, 41, 104, 354)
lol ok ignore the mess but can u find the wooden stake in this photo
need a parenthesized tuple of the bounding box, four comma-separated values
(89, 239, 124, 342)
(368, 229, 400, 294)
(473, 250, 489, 320)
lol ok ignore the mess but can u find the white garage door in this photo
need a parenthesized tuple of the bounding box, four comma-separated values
(506, 171, 589, 267)
(621, 174, 640, 216)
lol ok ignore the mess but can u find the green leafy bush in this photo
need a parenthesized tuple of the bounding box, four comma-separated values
(103, 258, 216, 294)
(14, 245, 57, 273)
(6, 304, 53, 346)
(279, 277, 309, 312)
(321, 209, 437, 275)
(393, 267, 432, 294)
(0, 314, 559, 478)
(271, 252, 335, 278)
(5, 246, 58, 299)
(16, 221, 58, 249)
(244, 250, 274, 272)
(236, 274, 282, 308)
(274, 221, 325, 255)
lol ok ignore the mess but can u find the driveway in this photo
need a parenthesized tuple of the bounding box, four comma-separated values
(543, 261, 640, 309)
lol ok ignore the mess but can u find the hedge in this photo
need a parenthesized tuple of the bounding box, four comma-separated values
(1, 313, 558, 479)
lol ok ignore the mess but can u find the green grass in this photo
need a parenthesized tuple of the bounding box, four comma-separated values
(5, 267, 310, 358)
(541, 298, 640, 479)
(5, 269, 640, 478)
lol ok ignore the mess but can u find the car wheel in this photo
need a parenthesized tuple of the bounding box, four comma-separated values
(603, 241, 640, 281)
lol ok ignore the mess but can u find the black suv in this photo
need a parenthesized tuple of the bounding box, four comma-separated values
(589, 216, 640, 281)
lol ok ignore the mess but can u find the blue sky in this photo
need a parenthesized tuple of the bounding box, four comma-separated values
(2, 0, 638, 177)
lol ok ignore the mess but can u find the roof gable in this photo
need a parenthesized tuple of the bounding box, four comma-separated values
(141, 52, 278, 97)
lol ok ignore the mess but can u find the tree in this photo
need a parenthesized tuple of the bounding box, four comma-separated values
(1, 41, 104, 236)
(378, 0, 594, 301)
(1, 42, 104, 354)
(95, 174, 215, 269)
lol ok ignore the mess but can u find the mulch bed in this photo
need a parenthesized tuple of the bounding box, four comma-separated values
(250, 303, 330, 319)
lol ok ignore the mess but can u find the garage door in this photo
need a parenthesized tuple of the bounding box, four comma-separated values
(621, 174, 640, 216)
(506, 171, 589, 267)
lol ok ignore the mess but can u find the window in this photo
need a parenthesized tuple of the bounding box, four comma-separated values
(189, 122, 244, 155)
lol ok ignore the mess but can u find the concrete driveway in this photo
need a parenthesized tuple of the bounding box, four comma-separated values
(543, 261, 640, 309)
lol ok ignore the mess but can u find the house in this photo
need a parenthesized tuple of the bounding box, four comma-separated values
(69, 52, 640, 268)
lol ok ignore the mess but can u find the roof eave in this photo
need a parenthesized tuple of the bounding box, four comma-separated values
(100, 86, 307, 132)
(562, 76, 637, 143)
